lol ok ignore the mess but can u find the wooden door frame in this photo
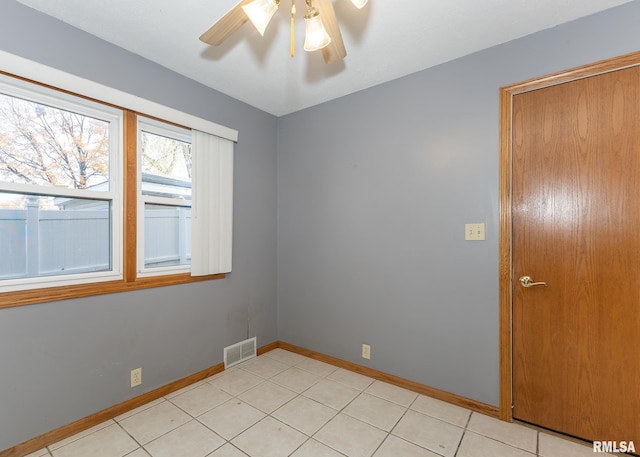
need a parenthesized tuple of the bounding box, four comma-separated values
(498, 50, 640, 422)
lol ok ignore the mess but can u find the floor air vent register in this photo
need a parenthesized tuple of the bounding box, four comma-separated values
(223, 337, 257, 369)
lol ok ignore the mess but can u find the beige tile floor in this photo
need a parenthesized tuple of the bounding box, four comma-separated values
(26, 349, 615, 457)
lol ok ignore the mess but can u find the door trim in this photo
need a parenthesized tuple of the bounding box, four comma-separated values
(498, 50, 640, 422)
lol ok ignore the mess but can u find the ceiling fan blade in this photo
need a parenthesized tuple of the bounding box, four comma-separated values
(199, 0, 254, 46)
(314, 0, 347, 64)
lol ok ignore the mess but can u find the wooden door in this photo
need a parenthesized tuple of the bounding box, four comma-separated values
(512, 66, 640, 443)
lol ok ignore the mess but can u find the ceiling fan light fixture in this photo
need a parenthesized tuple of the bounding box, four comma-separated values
(303, 7, 331, 52)
(350, 0, 368, 8)
(201, 0, 357, 63)
(242, 0, 280, 36)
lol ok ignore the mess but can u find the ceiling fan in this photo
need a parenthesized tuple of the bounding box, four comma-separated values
(199, 0, 368, 64)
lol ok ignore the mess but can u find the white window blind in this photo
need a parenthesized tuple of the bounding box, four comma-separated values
(191, 130, 234, 276)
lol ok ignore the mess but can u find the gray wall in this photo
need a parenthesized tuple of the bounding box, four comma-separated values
(277, 1, 640, 407)
(2, 0, 640, 451)
(0, 0, 278, 451)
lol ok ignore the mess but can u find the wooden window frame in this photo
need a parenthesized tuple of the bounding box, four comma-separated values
(0, 79, 224, 310)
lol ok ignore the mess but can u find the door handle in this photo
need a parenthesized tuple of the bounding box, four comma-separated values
(519, 276, 548, 288)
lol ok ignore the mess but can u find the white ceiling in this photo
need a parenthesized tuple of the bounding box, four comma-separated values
(16, 0, 633, 116)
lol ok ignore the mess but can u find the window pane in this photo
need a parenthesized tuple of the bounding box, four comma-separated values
(141, 131, 191, 201)
(144, 203, 191, 269)
(0, 93, 110, 190)
(0, 192, 111, 280)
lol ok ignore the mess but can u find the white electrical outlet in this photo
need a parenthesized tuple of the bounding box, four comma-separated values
(362, 344, 371, 360)
(130, 368, 142, 387)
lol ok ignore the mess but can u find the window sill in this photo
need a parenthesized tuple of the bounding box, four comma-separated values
(0, 272, 225, 309)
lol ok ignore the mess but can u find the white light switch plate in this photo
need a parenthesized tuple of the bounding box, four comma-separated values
(465, 223, 485, 241)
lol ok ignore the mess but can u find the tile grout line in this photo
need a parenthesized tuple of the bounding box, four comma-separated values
(116, 419, 146, 457)
(246, 355, 327, 456)
(49, 357, 434, 457)
(266, 356, 354, 456)
(43, 352, 584, 457)
(279, 355, 468, 457)
(207, 354, 337, 455)
(258, 353, 398, 457)
(452, 412, 475, 457)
